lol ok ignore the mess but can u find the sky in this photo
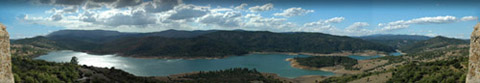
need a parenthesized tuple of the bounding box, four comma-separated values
(0, 0, 479, 39)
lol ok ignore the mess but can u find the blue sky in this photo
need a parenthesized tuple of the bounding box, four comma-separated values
(0, 0, 479, 39)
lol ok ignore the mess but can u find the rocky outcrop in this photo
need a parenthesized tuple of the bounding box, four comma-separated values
(0, 23, 13, 83)
(468, 23, 480, 83)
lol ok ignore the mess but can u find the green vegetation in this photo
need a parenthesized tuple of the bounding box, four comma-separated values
(321, 71, 388, 83)
(321, 43, 469, 83)
(294, 56, 358, 69)
(12, 56, 80, 83)
(19, 30, 395, 58)
(93, 31, 395, 57)
(70, 56, 78, 65)
(11, 41, 284, 83)
(387, 57, 467, 83)
(359, 34, 431, 48)
(399, 36, 468, 53)
(169, 68, 283, 83)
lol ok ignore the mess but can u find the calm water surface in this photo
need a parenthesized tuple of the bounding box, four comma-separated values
(35, 50, 401, 78)
(35, 50, 336, 78)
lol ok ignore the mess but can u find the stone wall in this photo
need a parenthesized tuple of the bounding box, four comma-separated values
(468, 23, 480, 83)
(0, 23, 13, 83)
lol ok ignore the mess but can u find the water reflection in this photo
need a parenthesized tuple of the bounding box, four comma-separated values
(35, 50, 335, 78)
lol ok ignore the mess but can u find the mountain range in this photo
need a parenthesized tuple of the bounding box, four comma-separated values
(14, 29, 397, 58)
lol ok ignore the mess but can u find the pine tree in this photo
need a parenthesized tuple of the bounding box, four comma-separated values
(70, 56, 79, 65)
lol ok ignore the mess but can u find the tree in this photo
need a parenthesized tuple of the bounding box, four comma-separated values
(70, 56, 79, 65)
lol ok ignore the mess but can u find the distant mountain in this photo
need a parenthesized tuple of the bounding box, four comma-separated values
(357, 34, 432, 48)
(399, 36, 469, 53)
(16, 30, 396, 58)
(46, 29, 216, 43)
(140, 29, 216, 38)
(358, 34, 431, 40)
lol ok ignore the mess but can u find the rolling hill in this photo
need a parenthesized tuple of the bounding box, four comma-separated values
(399, 36, 469, 53)
(358, 34, 431, 48)
(14, 30, 396, 58)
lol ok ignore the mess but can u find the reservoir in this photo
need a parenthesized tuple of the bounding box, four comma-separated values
(35, 50, 400, 78)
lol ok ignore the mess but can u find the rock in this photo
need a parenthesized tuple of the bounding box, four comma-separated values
(468, 23, 480, 83)
(0, 23, 13, 83)
(0, 24, 13, 83)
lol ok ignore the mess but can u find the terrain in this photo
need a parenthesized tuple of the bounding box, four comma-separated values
(10, 29, 471, 83)
(358, 34, 431, 48)
(14, 30, 395, 59)
(10, 44, 285, 83)
(316, 35, 470, 83)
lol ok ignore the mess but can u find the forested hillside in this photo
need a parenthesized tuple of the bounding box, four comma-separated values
(358, 34, 431, 48)
(399, 36, 469, 53)
(15, 30, 395, 58)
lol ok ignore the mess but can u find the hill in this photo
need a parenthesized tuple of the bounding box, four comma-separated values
(399, 36, 469, 53)
(358, 34, 431, 48)
(15, 30, 396, 58)
(90, 31, 395, 58)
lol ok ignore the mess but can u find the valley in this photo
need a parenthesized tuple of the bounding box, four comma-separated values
(10, 29, 470, 83)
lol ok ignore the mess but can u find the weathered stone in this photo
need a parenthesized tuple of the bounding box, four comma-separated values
(0, 23, 13, 83)
(468, 23, 480, 83)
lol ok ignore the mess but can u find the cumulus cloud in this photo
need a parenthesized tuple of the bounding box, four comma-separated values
(53, 0, 87, 6)
(142, 0, 182, 13)
(304, 17, 345, 27)
(50, 13, 63, 21)
(248, 3, 273, 12)
(167, 4, 209, 20)
(461, 16, 477, 21)
(273, 7, 313, 17)
(90, 0, 117, 3)
(48, 6, 79, 14)
(198, 11, 242, 27)
(379, 16, 458, 31)
(243, 14, 297, 31)
(82, 0, 103, 9)
(35, 0, 147, 9)
(346, 22, 369, 31)
(102, 11, 157, 26)
(20, 0, 479, 38)
(79, 11, 96, 22)
(234, 3, 248, 10)
(111, 0, 142, 8)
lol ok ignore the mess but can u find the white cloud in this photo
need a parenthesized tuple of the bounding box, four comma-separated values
(142, 0, 182, 13)
(48, 6, 79, 14)
(167, 4, 210, 20)
(346, 22, 369, 31)
(111, 0, 143, 8)
(51, 13, 63, 21)
(379, 16, 459, 31)
(197, 11, 242, 27)
(52, 0, 87, 6)
(461, 16, 477, 21)
(101, 11, 157, 26)
(234, 3, 248, 10)
(243, 14, 296, 31)
(274, 7, 313, 17)
(324, 17, 345, 23)
(304, 17, 345, 27)
(20, 0, 479, 38)
(248, 3, 273, 12)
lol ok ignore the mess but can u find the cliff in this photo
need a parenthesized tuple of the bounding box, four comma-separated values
(0, 23, 13, 83)
(468, 23, 480, 83)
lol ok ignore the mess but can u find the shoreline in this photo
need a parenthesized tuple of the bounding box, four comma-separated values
(76, 50, 391, 60)
(285, 58, 362, 75)
(251, 50, 388, 57)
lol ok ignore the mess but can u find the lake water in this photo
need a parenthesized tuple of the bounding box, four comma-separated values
(35, 50, 401, 78)
(35, 50, 337, 78)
